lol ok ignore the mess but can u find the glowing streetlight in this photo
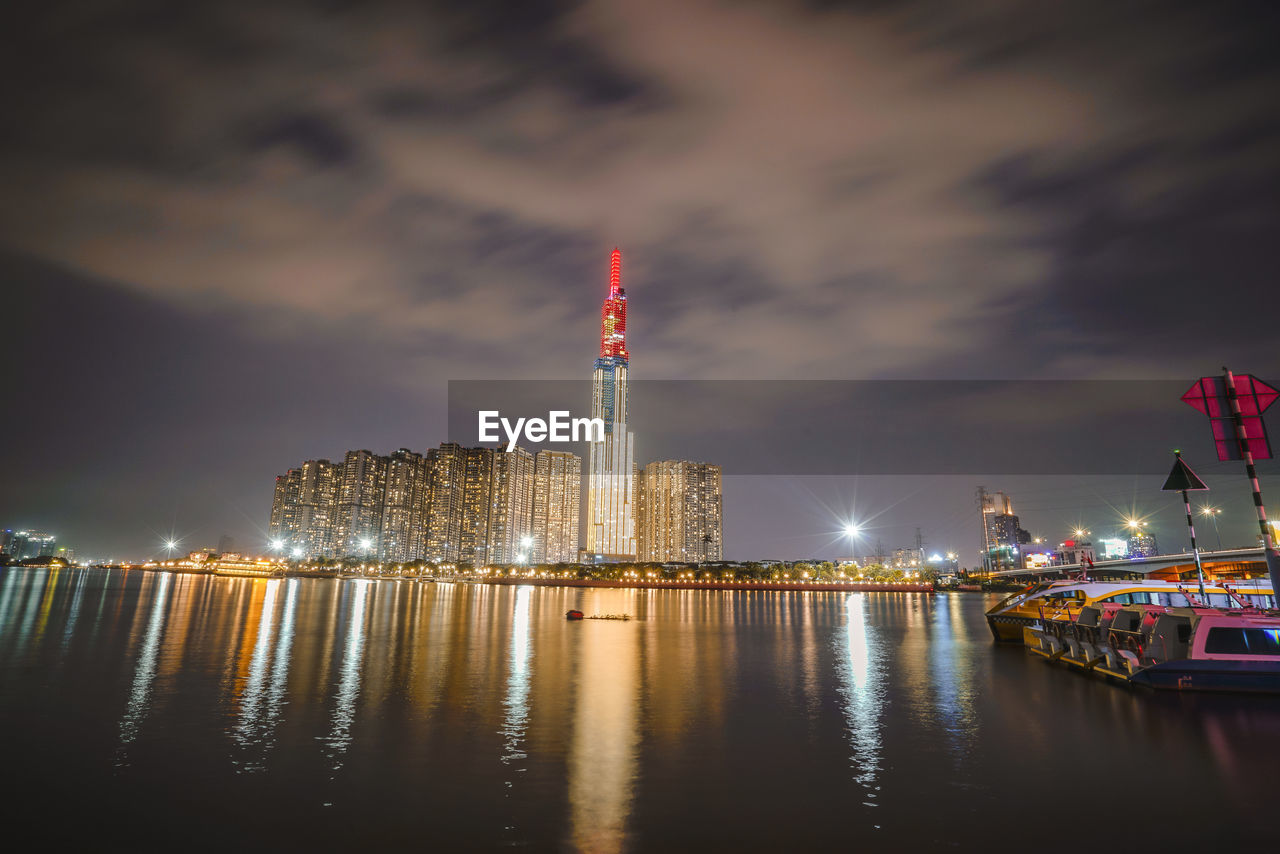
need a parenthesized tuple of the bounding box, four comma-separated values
(1199, 506, 1223, 551)
(269, 539, 283, 551)
(359, 538, 373, 556)
(163, 539, 179, 555)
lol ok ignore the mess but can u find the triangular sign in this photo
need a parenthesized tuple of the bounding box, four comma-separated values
(1162, 453, 1208, 492)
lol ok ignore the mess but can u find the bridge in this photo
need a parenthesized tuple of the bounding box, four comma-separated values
(986, 547, 1267, 581)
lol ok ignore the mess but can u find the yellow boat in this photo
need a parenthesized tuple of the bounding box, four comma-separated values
(985, 578, 1275, 642)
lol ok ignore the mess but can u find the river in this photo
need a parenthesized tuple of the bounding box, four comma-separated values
(2, 567, 1275, 851)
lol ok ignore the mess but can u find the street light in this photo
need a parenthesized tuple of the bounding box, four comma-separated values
(163, 538, 179, 556)
(269, 539, 283, 552)
(1199, 506, 1223, 551)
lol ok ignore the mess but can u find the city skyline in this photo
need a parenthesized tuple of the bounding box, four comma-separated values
(3, 0, 1278, 562)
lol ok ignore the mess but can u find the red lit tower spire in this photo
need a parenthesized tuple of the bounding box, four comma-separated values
(599, 248, 628, 361)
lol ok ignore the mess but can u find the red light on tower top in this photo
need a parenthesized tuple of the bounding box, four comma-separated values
(600, 248, 628, 360)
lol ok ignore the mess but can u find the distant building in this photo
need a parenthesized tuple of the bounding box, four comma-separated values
(298, 459, 340, 557)
(532, 450, 582, 563)
(424, 443, 465, 563)
(586, 248, 637, 560)
(332, 450, 388, 557)
(381, 449, 430, 562)
(1127, 531, 1158, 558)
(6, 530, 56, 560)
(1099, 537, 1128, 559)
(979, 489, 1028, 570)
(636, 460, 723, 562)
(487, 446, 535, 564)
(1056, 538, 1095, 566)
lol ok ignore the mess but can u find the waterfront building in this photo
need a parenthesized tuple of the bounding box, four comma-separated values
(532, 450, 582, 563)
(4, 530, 57, 559)
(298, 459, 340, 557)
(636, 460, 723, 563)
(487, 445, 535, 564)
(332, 450, 388, 557)
(425, 443, 466, 563)
(586, 248, 637, 560)
(381, 448, 430, 562)
(271, 468, 303, 546)
(459, 446, 496, 564)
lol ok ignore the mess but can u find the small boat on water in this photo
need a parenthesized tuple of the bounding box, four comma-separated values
(566, 610, 632, 621)
(985, 578, 1276, 642)
(1024, 596, 1280, 693)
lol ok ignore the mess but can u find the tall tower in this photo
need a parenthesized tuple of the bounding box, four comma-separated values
(587, 248, 637, 559)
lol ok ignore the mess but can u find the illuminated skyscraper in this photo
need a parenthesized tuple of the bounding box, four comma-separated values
(636, 461, 722, 562)
(487, 445, 535, 564)
(381, 448, 429, 561)
(587, 248, 637, 560)
(269, 467, 303, 547)
(459, 446, 496, 564)
(425, 442, 465, 563)
(533, 450, 582, 563)
(298, 459, 339, 557)
(333, 450, 388, 556)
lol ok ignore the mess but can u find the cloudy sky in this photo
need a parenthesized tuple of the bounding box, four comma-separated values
(3, 0, 1278, 559)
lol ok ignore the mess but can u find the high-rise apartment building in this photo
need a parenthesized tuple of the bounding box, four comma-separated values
(488, 445, 535, 563)
(586, 248, 637, 560)
(332, 450, 388, 556)
(636, 461, 723, 563)
(532, 450, 581, 563)
(459, 446, 496, 564)
(298, 459, 340, 557)
(268, 468, 303, 546)
(381, 448, 429, 562)
(424, 442, 465, 563)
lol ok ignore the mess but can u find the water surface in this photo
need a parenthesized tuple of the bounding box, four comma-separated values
(3, 567, 1276, 851)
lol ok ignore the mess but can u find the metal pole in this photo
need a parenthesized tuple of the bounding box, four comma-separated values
(1181, 483, 1206, 601)
(1222, 368, 1280, 576)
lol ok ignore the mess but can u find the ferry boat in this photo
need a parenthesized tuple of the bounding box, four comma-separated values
(1023, 599, 1280, 693)
(985, 578, 1275, 642)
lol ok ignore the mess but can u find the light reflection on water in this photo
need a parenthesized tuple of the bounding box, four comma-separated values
(321, 579, 370, 772)
(4, 569, 1280, 850)
(117, 572, 172, 756)
(835, 593, 886, 806)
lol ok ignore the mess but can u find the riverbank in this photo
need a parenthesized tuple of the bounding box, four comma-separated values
(481, 577, 934, 593)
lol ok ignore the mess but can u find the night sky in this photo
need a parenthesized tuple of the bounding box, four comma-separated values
(4, 0, 1279, 561)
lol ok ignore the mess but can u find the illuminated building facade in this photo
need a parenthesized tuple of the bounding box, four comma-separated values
(298, 459, 340, 557)
(424, 442, 465, 563)
(533, 450, 582, 563)
(587, 248, 637, 560)
(636, 461, 722, 562)
(459, 446, 496, 564)
(487, 445, 535, 564)
(1127, 530, 1159, 558)
(332, 450, 388, 556)
(979, 489, 1030, 570)
(381, 449, 429, 562)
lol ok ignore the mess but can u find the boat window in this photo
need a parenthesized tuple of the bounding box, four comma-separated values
(1167, 593, 1190, 608)
(1102, 593, 1132, 605)
(1207, 593, 1232, 608)
(1130, 592, 1151, 604)
(1156, 593, 1173, 606)
(1203, 627, 1280, 656)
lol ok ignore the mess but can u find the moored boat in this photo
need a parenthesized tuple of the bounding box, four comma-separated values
(985, 578, 1275, 642)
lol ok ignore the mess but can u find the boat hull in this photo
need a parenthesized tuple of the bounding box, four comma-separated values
(987, 613, 1035, 642)
(1128, 659, 1280, 694)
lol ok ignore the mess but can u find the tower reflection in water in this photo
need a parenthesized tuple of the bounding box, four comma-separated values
(322, 580, 371, 772)
(570, 590, 640, 854)
(835, 593, 886, 807)
(232, 579, 298, 772)
(501, 585, 533, 771)
(118, 572, 172, 759)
